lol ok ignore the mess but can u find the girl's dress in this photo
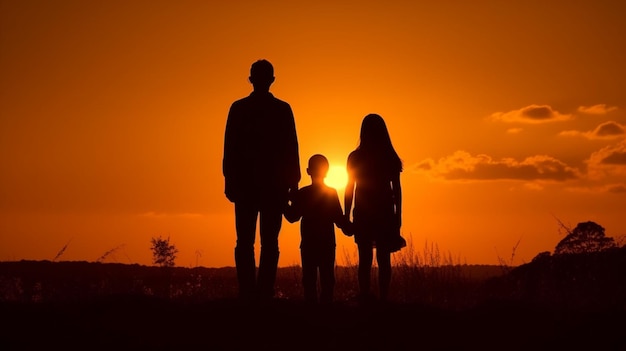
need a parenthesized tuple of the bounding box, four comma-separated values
(347, 149, 404, 252)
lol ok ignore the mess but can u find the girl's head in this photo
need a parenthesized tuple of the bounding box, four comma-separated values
(357, 113, 403, 171)
(359, 113, 393, 150)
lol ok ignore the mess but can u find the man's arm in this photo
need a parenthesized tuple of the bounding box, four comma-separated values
(222, 104, 238, 202)
(284, 104, 301, 192)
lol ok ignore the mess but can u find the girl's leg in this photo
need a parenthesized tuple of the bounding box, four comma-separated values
(377, 249, 392, 302)
(357, 244, 373, 301)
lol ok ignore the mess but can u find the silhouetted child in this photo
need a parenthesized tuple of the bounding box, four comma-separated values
(344, 113, 404, 304)
(284, 154, 352, 305)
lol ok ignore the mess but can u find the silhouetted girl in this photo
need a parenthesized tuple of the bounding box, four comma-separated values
(344, 113, 404, 304)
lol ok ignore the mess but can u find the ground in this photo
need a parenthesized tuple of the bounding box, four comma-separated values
(2, 295, 624, 350)
(1, 255, 625, 351)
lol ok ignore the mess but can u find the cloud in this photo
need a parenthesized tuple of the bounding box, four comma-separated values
(413, 159, 433, 171)
(595, 142, 626, 165)
(523, 182, 545, 191)
(608, 184, 626, 193)
(490, 104, 572, 124)
(586, 140, 626, 179)
(601, 151, 626, 165)
(595, 122, 626, 138)
(506, 128, 523, 134)
(414, 150, 580, 182)
(577, 104, 618, 115)
(566, 183, 626, 194)
(559, 121, 626, 140)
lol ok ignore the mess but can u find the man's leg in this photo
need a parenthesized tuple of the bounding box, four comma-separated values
(234, 202, 258, 300)
(257, 206, 282, 300)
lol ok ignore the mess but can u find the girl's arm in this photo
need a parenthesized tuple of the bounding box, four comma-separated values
(391, 172, 402, 228)
(331, 189, 353, 236)
(344, 160, 355, 221)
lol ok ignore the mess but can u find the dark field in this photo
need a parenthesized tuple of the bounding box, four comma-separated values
(1, 248, 625, 350)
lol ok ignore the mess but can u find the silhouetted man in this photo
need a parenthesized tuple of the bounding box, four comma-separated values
(223, 59, 301, 301)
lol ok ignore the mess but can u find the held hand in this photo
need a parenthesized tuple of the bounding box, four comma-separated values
(283, 201, 292, 213)
(341, 221, 354, 237)
(287, 184, 298, 201)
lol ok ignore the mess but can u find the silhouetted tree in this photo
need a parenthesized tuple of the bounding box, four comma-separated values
(554, 221, 616, 255)
(150, 236, 178, 267)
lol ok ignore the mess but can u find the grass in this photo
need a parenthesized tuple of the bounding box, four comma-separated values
(1, 238, 624, 311)
(0, 237, 502, 309)
(1, 242, 625, 350)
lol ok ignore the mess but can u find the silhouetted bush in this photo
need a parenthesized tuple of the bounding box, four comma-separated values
(483, 246, 626, 309)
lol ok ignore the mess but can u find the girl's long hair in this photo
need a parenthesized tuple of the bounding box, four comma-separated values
(357, 113, 403, 172)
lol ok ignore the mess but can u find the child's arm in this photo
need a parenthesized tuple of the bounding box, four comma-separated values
(331, 189, 353, 236)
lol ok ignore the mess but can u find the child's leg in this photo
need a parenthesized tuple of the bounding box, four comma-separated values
(301, 248, 318, 303)
(319, 247, 336, 304)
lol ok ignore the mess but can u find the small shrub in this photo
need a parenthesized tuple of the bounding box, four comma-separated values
(150, 236, 178, 267)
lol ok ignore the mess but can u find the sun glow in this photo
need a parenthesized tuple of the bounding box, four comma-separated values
(324, 165, 348, 190)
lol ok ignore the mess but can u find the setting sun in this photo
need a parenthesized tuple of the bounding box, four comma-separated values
(325, 165, 348, 190)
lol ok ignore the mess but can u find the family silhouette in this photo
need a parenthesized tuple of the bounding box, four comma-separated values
(223, 59, 404, 306)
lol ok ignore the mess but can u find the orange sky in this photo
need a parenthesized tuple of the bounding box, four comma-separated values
(1, 0, 625, 267)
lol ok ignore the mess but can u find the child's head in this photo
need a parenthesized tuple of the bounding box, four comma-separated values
(307, 154, 329, 181)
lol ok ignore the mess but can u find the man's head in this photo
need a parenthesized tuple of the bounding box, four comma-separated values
(249, 59, 275, 92)
(307, 154, 329, 180)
